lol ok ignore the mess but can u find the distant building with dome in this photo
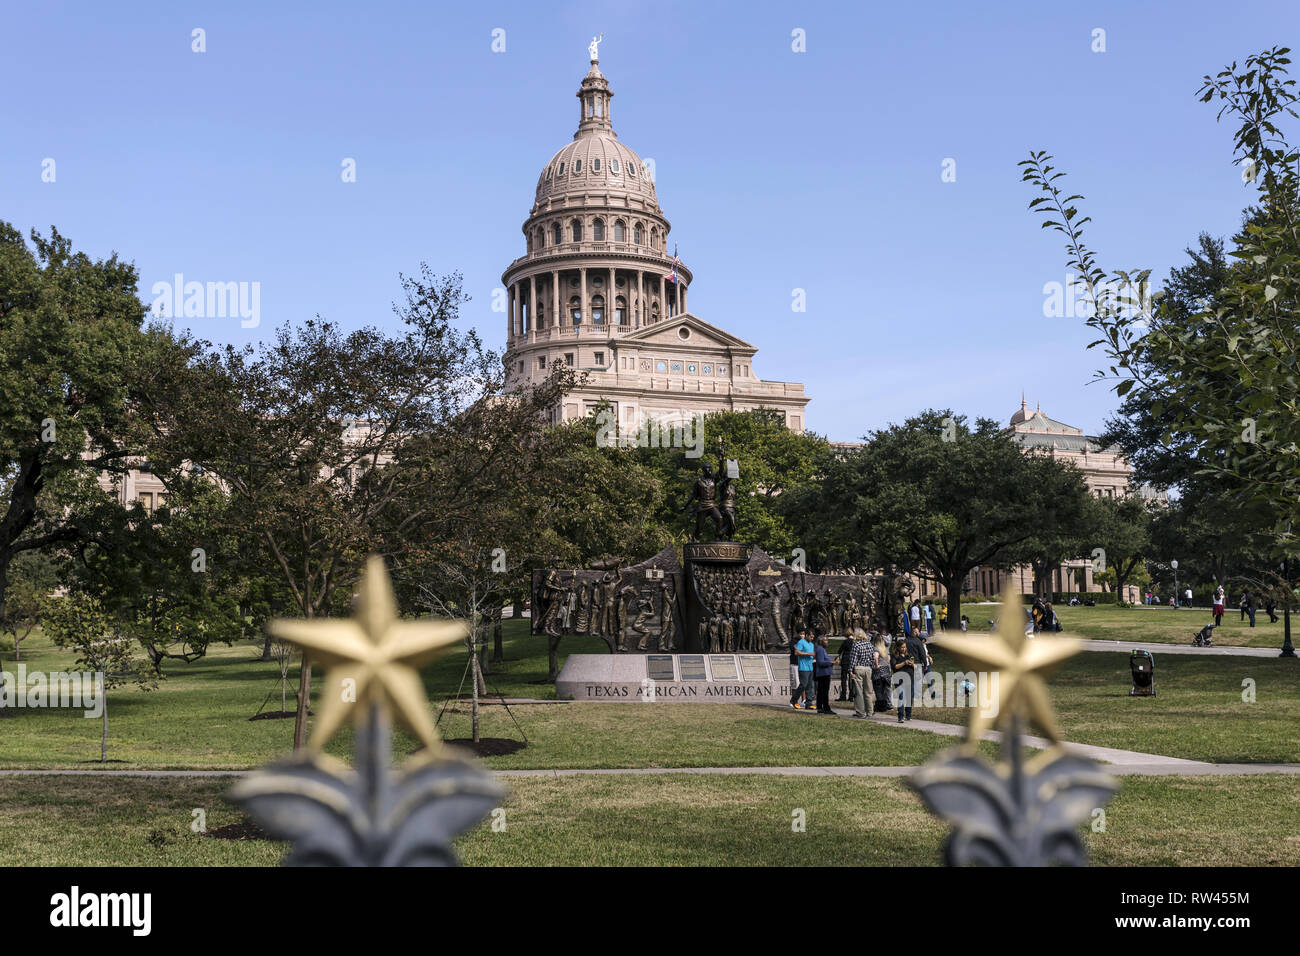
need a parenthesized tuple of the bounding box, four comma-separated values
(500, 46, 810, 433)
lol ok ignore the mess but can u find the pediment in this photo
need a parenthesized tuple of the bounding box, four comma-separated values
(620, 313, 756, 352)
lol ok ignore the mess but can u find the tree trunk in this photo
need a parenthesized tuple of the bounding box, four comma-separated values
(469, 636, 481, 746)
(0, 547, 11, 634)
(292, 653, 312, 750)
(492, 607, 504, 664)
(548, 635, 561, 682)
(100, 678, 108, 763)
(260, 630, 273, 662)
(943, 574, 964, 636)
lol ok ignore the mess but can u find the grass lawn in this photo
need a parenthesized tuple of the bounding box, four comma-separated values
(919, 647, 1300, 763)
(5, 615, 1299, 768)
(1, 624, 997, 770)
(1030, 602, 1285, 648)
(3, 773, 1296, 867)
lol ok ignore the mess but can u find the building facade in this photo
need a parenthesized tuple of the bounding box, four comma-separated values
(500, 47, 810, 433)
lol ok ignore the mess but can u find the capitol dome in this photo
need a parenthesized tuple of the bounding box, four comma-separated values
(531, 62, 659, 209)
(534, 132, 658, 207)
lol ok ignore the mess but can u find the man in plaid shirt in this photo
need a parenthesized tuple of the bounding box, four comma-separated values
(847, 629, 878, 718)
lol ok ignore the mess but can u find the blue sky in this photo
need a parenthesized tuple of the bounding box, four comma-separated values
(3, 0, 1296, 442)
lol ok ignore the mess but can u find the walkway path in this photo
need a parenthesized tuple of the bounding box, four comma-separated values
(1073, 638, 1287, 657)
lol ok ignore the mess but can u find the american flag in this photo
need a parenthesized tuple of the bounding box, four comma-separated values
(662, 245, 681, 283)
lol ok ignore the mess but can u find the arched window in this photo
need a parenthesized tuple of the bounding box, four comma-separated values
(558, 162, 565, 176)
(614, 220, 626, 242)
(650, 227, 659, 250)
(592, 295, 605, 325)
(593, 219, 605, 241)
(611, 159, 620, 174)
(569, 296, 582, 325)
(592, 158, 601, 172)
(574, 159, 582, 173)
(552, 223, 562, 245)
(615, 296, 627, 325)
(629, 164, 637, 179)
(536, 302, 545, 327)
(535, 228, 544, 249)
(571, 219, 582, 243)
(546, 166, 552, 180)
(587, 96, 594, 117)
(634, 223, 644, 244)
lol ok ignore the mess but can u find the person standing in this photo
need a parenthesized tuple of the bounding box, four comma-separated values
(906, 626, 932, 714)
(788, 629, 802, 699)
(938, 603, 948, 631)
(848, 629, 876, 718)
(836, 635, 853, 701)
(1240, 590, 1249, 622)
(1213, 585, 1225, 627)
(924, 600, 935, 637)
(1184, 586, 1193, 609)
(909, 600, 922, 637)
(890, 636, 917, 722)
(1246, 589, 1258, 628)
(871, 634, 893, 712)
(813, 635, 835, 714)
(789, 630, 816, 710)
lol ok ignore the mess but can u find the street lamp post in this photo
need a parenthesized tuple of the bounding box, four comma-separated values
(1170, 560, 1179, 609)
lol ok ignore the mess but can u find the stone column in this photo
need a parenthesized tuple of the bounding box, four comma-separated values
(529, 274, 538, 341)
(659, 275, 666, 321)
(609, 266, 616, 324)
(681, 283, 687, 315)
(636, 270, 644, 327)
(552, 270, 560, 331)
(508, 283, 517, 340)
(580, 267, 588, 329)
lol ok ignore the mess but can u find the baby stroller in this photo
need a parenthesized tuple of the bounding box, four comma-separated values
(1193, 623, 1215, 647)
(1129, 649, 1155, 697)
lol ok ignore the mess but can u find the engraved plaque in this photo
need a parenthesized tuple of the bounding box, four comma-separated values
(739, 655, 771, 681)
(647, 655, 676, 682)
(679, 654, 707, 682)
(709, 655, 739, 680)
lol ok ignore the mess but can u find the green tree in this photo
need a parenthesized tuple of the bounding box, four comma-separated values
(0, 550, 56, 660)
(158, 268, 576, 748)
(797, 410, 1093, 629)
(41, 591, 156, 762)
(633, 409, 832, 557)
(1089, 494, 1153, 604)
(1020, 46, 1300, 562)
(0, 224, 191, 623)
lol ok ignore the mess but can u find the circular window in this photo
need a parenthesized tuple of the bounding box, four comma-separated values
(593, 276, 603, 288)
(677, 327, 690, 340)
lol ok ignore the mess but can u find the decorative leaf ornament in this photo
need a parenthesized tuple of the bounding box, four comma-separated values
(230, 556, 502, 866)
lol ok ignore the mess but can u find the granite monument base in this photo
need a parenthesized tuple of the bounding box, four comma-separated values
(555, 653, 794, 702)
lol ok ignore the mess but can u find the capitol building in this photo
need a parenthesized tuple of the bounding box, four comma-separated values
(500, 44, 810, 434)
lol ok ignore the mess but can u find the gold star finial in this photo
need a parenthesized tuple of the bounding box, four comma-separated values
(934, 583, 1080, 747)
(269, 555, 467, 757)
